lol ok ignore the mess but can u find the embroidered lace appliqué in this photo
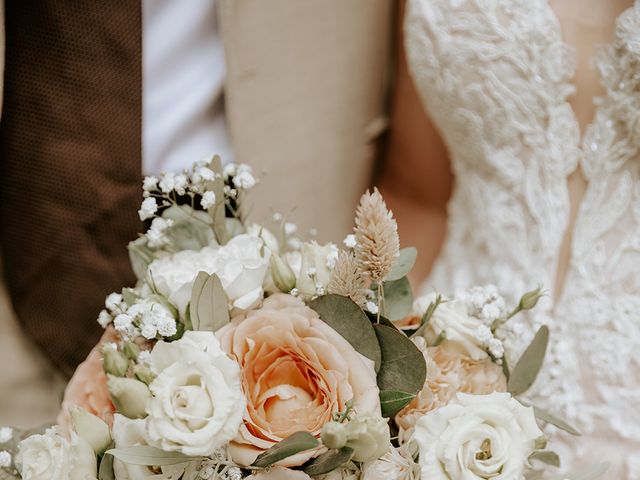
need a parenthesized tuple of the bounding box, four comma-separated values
(406, 0, 640, 476)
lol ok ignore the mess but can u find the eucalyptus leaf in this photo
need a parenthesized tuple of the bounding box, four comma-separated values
(374, 324, 426, 417)
(548, 463, 609, 480)
(382, 276, 413, 321)
(191, 273, 230, 332)
(364, 311, 397, 330)
(379, 390, 416, 417)
(98, 452, 115, 480)
(386, 247, 417, 281)
(525, 403, 581, 436)
(163, 205, 215, 250)
(301, 447, 355, 476)
(106, 446, 198, 466)
(251, 431, 319, 468)
(310, 295, 381, 372)
(507, 326, 549, 396)
(189, 271, 209, 331)
(121, 288, 140, 307)
(529, 450, 560, 467)
(128, 237, 155, 281)
(208, 155, 229, 245)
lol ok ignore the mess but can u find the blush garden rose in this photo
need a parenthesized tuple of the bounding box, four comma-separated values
(217, 294, 380, 467)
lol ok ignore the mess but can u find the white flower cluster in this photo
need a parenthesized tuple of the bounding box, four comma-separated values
(0, 450, 11, 468)
(223, 163, 257, 190)
(146, 217, 174, 248)
(96, 292, 127, 328)
(113, 299, 177, 340)
(456, 284, 506, 323)
(456, 285, 507, 359)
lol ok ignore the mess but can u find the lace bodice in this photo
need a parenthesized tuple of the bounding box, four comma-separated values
(405, 0, 640, 476)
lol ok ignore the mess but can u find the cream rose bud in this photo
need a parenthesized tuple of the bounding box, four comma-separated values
(107, 376, 151, 419)
(321, 421, 348, 449)
(295, 241, 339, 298)
(146, 331, 245, 456)
(423, 297, 489, 360)
(414, 393, 543, 480)
(16, 428, 97, 480)
(343, 414, 390, 462)
(69, 406, 112, 455)
(147, 234, 269, 316)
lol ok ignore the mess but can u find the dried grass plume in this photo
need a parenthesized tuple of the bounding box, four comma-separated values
(353, 187, 400, 282)
(328, 250, 368, 307)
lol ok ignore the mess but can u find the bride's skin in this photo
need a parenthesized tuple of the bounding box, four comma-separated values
(380, 0, 633, 293)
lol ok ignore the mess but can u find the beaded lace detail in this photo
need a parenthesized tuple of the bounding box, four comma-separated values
(406, 0, 640, 475)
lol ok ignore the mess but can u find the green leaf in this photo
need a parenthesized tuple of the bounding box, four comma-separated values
(386, 247, 417, 281)
(529, 450, 560, 467)
(190, 272, 230, 332)
(301, 447, 355, 476)
(382, 276, 413, 321)
(105, 446, 197, 466)
(373, 324, 426, 417)
(208, 155, 229, 244)
(548, 463, 609, 480)
(507, 326, 549, 396)
(251, 431, 319, 468)
(98, 452, 115, 480)
(379, 390, 416, 417)
(310, 295, 381, 372)
(526, 403, 581, 436)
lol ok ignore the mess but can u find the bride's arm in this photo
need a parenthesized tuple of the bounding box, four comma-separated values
(378, 0, 452, 285)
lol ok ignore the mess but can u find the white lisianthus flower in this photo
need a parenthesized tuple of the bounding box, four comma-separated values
(15, 428, 96, 480)
(419, 295, 489, 360)
(146, 331, 245, 456)
(148, 234, 269, 316)
(413, 393, 542, 480)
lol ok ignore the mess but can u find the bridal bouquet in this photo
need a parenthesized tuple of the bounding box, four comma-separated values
(1, 157, 600, 480)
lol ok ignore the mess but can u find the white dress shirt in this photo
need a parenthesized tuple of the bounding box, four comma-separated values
(142, 0, 232, 175)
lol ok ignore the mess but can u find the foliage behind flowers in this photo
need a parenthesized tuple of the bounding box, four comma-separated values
(1, 156, 606, 480)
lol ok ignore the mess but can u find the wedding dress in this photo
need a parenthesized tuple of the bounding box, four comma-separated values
(405, 0, 640, 477)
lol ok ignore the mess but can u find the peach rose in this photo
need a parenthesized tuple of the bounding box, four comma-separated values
(57, 329, 119, 435)
(217, 294, 380, 467)
(395, 338, 506, 443)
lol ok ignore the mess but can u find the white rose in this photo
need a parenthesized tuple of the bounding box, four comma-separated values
(146, 331, 245, 456)
(421, 296, 488, 360)
(295, 241, 339, 298)
(16, 428, 97, 480)
(112, 415, 155, 480)
(361, 446, 419, 480)
(148, 234, 269, 315)
(413, 393, 542, 480)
